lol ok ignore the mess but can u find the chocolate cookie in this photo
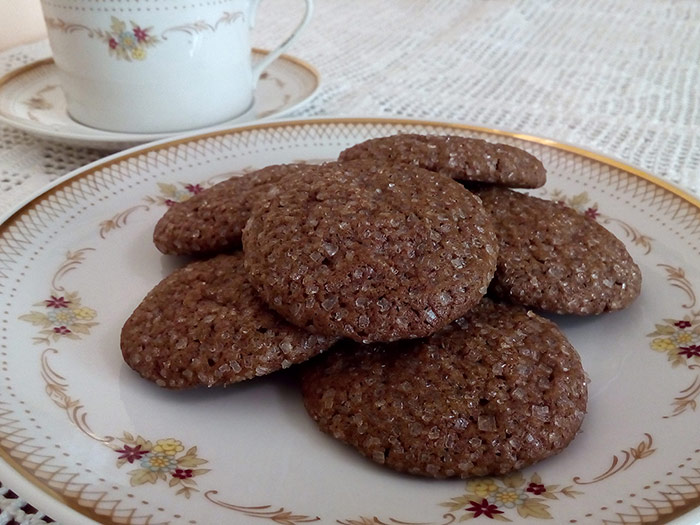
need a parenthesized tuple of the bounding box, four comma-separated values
(477, 187, 642, 314)
(339, 133, 546, 188)
(300, 299, 588, 478)
(153, 164, 314, 256)
(242, 160, 498, 343)
(120, 253, 338, 389)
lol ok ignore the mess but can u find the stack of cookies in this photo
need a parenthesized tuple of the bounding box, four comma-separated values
(121, 133, 642, 479)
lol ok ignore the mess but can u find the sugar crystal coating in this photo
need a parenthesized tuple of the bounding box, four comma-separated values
(153, 164, 316, 256)
(242, 160, 498, 343)
(300, 298, 588, 478)
(120, 253, 338, 389)
(477, 187, 642, 315)
(339, 133, 546, 188)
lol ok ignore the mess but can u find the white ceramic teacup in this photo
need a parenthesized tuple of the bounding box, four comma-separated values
(39, 0, 313, 133)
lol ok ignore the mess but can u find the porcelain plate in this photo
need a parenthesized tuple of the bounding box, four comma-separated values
(0, 118, 699, 525)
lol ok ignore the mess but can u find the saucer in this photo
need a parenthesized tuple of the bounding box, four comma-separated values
(0, 49, 320, 150)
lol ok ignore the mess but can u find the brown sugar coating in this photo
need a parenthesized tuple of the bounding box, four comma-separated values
(476, 187, 642, 315)
(338, 133, 546, 188)
(242, 160, 498, 343)
(120, 253, 338, 389)
(153, 164, 315, 256)
(300, 299, 588, 478)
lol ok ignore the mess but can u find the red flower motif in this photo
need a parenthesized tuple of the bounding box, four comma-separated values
(172, 468, 193, 479)
(164, 199, 177, 207)
(116, 444, 148, 463)
(133, 26, 149, 42)
(53, 326, 71, 335)
(45, 295, 70, 308)
(526, 482, 547, 495)
(675, 320, 692, 329)
(466, 499, 504, 519)
(185, 183, 203, 194)
(109, 38, 119, 49)
(679, 345, 700, 358)
(584, 207, 600, 220)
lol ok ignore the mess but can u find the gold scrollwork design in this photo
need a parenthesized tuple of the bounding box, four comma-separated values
(99, 204, 151, 239)
(573, 433, 655, 485)
(204, 490, 320, 524)
(51, 248, 95, 291)
(161, 11, 244, 39)
(658, 264, 697, 309)
(664, 373, 700, 418)
(24, 84, 59, 122)
(44, 18, 102, 37)
(41, 348, 112, 445)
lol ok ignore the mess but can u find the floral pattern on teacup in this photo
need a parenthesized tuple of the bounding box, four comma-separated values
(105, 18, 159, 61)
(45, 12, 245, 62)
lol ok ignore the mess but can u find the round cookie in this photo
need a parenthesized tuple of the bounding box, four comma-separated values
(153, 164, 315, 256)
(300, 298, 588, 478)
(242, 160, 498, 343)
(121, 252, 338, 389)
(338, 133, 546, 188)
(477, 187, 642, 315)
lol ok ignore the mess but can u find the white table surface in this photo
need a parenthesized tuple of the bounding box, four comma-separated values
(1, 0, 699, 523)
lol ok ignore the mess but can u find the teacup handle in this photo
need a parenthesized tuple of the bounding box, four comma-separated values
(249, 0, 314, 86)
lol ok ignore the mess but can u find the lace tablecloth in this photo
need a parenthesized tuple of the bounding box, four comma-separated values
(1, 0, 699, 523)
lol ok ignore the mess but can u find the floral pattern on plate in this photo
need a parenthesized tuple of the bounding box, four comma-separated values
(18, 249, 98, 343)
(115, 433, 209, 497)
(647, 265, 700, 418)
(649, 316, 700, 367)
(28, 250, 213, 499)
(440, 473, 582, 522)
(19, 291, 97, 342)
